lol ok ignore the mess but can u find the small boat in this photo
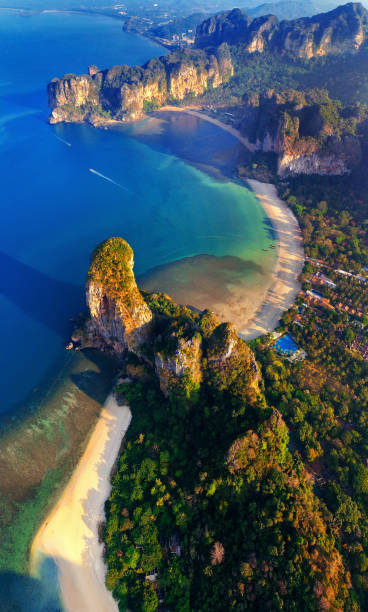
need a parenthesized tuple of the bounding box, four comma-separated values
(263, 248, 268, 251)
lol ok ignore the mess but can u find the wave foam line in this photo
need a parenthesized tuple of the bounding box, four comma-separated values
(89, 168, 131, 193)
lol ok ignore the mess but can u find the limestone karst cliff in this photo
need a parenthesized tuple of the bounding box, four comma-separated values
(74, 237, 259, 400)
(47, 3, 368, 130)
(238, 88, 362, 175)
(47, 45, 233, 124)
(80, 237, 153, 357)
(195, 3, 368, 59)
(154, 330, 203, 398)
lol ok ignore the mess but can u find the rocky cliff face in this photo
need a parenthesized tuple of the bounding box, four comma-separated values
(47, 45, 233, 124)
(206, 322, 259, 400)
(239, 88, 362, 175)
(154, 333, 203, 397)
(195, 3, 368, 59)
(74, 238, 259, 401)
(80, 237, 153, 357)
(148, 307, 259, 400)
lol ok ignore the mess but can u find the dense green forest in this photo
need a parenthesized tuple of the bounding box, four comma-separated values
(103, 179, 368, 608)
(102, 19, 368, 612)
(244, 123, 368, 609)
(104, 295, 357, 611)
(183, 41, 368, 110)
(280, 173, 368, 270)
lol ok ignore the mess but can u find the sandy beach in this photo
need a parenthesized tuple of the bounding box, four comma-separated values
(147, 108, 304, 338)
(159, 105, 256, 152)
(30, 393, 131, 612)
(28, 110, 303, 612)
(139, 252, 276, 331)
(241, 179, 304, 340)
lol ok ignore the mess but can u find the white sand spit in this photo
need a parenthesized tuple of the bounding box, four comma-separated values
(30, 394, 131, 612)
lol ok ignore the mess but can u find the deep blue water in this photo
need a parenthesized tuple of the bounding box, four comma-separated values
(0, 10, 165, 420)
(0, 10, 273, 421)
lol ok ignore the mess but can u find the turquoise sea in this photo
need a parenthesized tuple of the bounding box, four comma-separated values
(0, 9, 274, 424)
(0, 10, 275, 609)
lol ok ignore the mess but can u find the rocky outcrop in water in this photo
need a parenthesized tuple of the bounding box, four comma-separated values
(80, 237, 153, 357)
(74, 238, 259, 400)
(239, 88, 362, 175)
(195, 3, 368, 59)
(47, 45, 233, 124)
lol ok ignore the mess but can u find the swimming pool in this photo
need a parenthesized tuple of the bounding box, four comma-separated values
(275, 334, 298, 355)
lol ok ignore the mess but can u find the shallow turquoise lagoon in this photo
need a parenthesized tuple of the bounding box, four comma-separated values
(0, 10, 273, 421)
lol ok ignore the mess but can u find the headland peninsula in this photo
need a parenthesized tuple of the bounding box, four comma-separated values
(30, 235, 358, 611)
(2, 2, 368, 610)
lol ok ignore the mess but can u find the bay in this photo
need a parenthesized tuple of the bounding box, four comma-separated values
(0, 8, 276, 607)
(0, 10, 274, 421)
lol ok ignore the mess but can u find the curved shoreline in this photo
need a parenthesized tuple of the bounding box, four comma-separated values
(159, 105, 257, 152)
(157, 107, 304, 338)
(30, 393, 131, 612)
(28, 108, 304, 612)
(241, 179, 304, 340)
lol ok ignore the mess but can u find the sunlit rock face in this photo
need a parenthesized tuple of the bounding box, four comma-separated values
(276, 2, 368, 59)
(84, 237, 153, 357)
(195, 3, 368, 59)
(238, 89, 362, 176)
(47, 46, 233, 124)
(206, 322, 260, 400)
(152, 318, 260, 400)
(154, 334, 203, 398)
(48, 74, 99, 124)
(73, 239, 260, 402)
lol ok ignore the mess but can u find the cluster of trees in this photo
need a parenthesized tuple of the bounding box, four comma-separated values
(299, 47, 368, 106)
(193, 50, 305, 107)
(187, 44, 364, 108)
(104, 296, 355, 611)
(143, 99, 160, 113)
(279, 175, 368, 271)
(252, 305, 368, 606)
(245, 120, 368, 603)
(100, 33, 368, 611)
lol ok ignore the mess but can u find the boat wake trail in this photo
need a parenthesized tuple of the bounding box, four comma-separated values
(89, 168, 131, 193)
(55, 135, 71, 147)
